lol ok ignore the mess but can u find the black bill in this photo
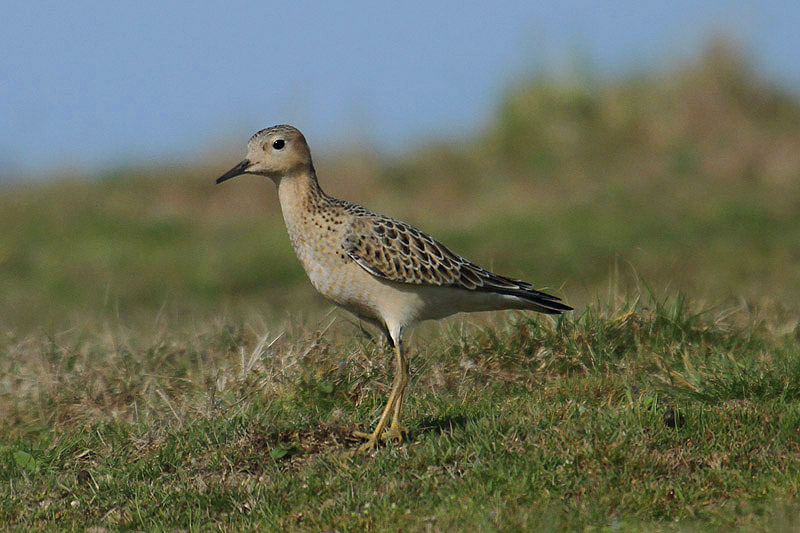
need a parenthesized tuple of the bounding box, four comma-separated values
(216, 159, 252, 184)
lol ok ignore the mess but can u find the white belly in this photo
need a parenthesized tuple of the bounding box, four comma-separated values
(305, 259, 530, 333)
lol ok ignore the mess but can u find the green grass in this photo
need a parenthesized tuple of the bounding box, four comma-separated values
(2, 294, 800, 531)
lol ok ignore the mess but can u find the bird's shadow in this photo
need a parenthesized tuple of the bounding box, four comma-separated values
(412, 414, 472, 438)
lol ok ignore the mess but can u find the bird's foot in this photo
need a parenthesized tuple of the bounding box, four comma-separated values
(381, 424, 407, 443)
(353, 425, 406, 452)
(353, 430, 381, 453)
(357, 437, 380, 453)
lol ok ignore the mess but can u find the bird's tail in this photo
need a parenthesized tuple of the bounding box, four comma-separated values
(474, 270, 572, 314)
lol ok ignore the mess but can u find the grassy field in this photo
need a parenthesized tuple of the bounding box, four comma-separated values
(2, 44, 800, 530)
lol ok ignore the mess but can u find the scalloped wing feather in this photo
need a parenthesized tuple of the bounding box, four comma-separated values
(343, 215, 572, 313)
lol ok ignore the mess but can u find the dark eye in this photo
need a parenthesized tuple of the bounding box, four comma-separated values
(272, 139, 285, 150)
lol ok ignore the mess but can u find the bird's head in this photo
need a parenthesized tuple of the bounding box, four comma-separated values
(216, 124, 313, 184)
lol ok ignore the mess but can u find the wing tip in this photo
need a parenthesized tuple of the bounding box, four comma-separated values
(534, 300, 573, 314)
(479, 284, 573, 314)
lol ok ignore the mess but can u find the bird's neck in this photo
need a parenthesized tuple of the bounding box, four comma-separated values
(276, 168, 330, 227)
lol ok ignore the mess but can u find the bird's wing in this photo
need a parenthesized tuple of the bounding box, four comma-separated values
(343, 215, 572, 313)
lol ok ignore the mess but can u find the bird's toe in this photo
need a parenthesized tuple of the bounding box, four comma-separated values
(382, 424, 408, 443)
(357, 437, 380, 453)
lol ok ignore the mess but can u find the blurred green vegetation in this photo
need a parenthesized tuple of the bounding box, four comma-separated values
(1, 42, 799, 334)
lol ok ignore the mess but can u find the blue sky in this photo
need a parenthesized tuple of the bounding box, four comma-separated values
(2, 1, 798, 176)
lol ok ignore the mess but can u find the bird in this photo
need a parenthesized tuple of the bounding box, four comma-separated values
(216, 125, 572, 452)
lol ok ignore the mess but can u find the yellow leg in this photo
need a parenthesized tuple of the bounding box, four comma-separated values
(386, 343, 409, 441)
(354, 371, 401, 451)
(354, 339, 407, 451)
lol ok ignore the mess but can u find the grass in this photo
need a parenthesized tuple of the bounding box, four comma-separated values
(2, 294, 800, 531)
(3, 42, 800, 530)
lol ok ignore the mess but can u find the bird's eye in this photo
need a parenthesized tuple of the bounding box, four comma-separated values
(272, 139, 285, 150)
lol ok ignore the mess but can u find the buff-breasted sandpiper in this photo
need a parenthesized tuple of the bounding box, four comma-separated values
(216, 125, 572, 452)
